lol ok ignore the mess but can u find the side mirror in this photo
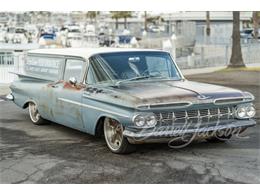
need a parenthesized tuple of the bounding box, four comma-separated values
(69, 77, 77, 85)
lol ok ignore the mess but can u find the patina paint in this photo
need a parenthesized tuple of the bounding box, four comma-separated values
(9, 48, 256, 142)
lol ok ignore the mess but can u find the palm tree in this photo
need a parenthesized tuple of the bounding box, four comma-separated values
(206, 11, 210, 36)
(86, 11, 99, 24)
(111, 11, 132, 29)
(252, 11, 260, 39)
(111, 11, 120, 30)
(122, 11, 132, 29)
(229, 11, 245, 68)
(144, 11, 148, 31)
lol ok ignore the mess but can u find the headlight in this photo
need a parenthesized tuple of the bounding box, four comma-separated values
(246, 106, 256, 118)
(236, 107, 247, 118)
(235, 104, 255, 119)
(146, 115, 157, 127)
(133, 115, 146, 127)
(133, 114, 157, 128)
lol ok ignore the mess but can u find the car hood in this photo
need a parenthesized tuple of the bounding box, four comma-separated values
(85, 80, 249, 109)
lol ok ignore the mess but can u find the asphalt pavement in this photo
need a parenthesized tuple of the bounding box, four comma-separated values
(0, 70, 259, 183)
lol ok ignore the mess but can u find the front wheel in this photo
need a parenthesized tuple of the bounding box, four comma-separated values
(103, 117, 136, 154)
(28, 102, 46, 125)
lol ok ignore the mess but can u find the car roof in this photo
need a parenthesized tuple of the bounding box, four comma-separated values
(27, 48, 165, 60)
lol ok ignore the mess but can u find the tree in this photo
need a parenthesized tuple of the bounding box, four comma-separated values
(144, 11, 148, 31)
(206, 11, 210, 36)
(111, 11, 132, 29)
(229, 11, 245, 68)
(122, 11, 132, 29)
(252, 11, 260, 39)
(86, 11, 99, 24)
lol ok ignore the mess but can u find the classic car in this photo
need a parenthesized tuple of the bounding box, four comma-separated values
(7, 48, 256, 153)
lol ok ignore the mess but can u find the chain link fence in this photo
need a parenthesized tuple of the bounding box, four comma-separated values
(0, 41, 260, 83)
(175, 43, 260, 69)
(0, 52, 24, 83)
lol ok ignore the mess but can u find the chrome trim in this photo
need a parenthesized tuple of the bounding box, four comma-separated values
(132, 114, 144, 126)
(168, 52, 186, 80)
(154, 106, 235, 127)
(137, 101, 193, 110)
(234, 103, 255, 119)
(6, 94, 14, 101)
(242, 92, 255, 101)
(58, 98, 130, 118)
(213, 97, 250, 105)
(124, 119, 256, 143)
(227, 107, 232, 119)
(132, 113, 158, 128)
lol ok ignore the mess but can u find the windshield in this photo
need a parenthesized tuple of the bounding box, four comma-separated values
(86, 51, 182, 85)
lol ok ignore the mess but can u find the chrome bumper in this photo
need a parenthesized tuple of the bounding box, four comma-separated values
(123, 119, 256, 143)
(6, 93, 14, 101)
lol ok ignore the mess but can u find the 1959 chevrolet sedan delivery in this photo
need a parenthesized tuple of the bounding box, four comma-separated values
(7, 48, 256, 153)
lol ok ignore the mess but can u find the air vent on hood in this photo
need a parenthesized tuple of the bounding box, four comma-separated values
(137, 102, 192, 110)
(214, 97, 245, 105)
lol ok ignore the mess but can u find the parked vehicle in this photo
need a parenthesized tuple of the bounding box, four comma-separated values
(98, 32, 114, 47)
(240, 28, 260, 39)
(113, 35, 139, 48)
(240, 28, 254, 39)
(147, 25, 161, 33)
(7, 48, 256, 153)
(4, 27, 28, 44)
(38, 28, 58, 47)
(84, 24, 96, 36)
(66, 25, 82, 47)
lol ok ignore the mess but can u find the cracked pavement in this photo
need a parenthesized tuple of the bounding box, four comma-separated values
(0, 70, 260, 183)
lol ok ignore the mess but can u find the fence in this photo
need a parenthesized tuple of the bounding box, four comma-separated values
(1, 42, 260, 83)
(0, 53, 24, 83)
(175, 43, 260, 69)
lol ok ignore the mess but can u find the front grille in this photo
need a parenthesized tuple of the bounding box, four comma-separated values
(155, 106, 234, 128)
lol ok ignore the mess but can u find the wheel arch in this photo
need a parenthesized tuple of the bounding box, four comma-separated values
(22, 99, 37, 109)
(94, 114, 121, 137)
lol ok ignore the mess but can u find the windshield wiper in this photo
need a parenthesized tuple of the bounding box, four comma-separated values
(115, 75, 165, 85)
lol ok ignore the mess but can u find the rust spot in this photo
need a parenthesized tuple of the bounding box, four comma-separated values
(63, 81, 86, 91)
(47, 80, 64, 87)
(86, 87, 103, 94)
(46, 80, 85, 91)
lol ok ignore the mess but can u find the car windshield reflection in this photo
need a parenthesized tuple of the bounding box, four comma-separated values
(86, 51, 182, 85)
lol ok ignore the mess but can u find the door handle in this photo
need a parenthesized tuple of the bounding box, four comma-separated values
(51, 85, 59, 88)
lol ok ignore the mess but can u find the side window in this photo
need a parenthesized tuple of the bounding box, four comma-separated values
(86, 65, 96, 84)
(86, 57, 111, 84)
(64, 59, 84, 82)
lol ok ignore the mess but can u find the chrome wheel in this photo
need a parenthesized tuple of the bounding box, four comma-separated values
(104, 118, 124, 151)
(29, 102, 41, 123)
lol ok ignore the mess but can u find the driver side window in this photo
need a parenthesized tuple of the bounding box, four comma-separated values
(86, 57, 111, 84)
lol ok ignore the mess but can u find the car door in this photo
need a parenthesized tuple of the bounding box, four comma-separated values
(51, 58, 86, 130)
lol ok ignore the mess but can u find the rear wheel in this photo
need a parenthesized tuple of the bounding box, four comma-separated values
(104, 117, 136, 154)
(28, 102, 46, 125)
